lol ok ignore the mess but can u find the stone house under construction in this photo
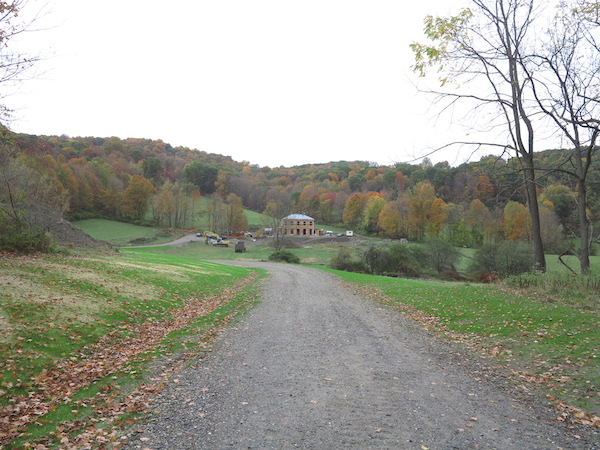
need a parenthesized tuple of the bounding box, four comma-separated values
(280, 214, 316, 236)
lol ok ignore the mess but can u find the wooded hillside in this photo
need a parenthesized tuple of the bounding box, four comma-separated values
(2, 132, 599, 253)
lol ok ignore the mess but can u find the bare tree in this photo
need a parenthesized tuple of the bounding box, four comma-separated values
(527, 2, 600, 274)
(0, 0, 44, 120)
(206, 195, 226, 234)
(263, 200, 287, 251)
(411, 0, 553, 271)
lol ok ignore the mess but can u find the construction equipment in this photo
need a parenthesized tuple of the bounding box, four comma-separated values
(202, 231, 229, 246)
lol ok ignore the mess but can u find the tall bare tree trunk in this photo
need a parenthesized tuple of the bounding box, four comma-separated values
(522, 160, 546, 272)
(577, 182, 590, 275)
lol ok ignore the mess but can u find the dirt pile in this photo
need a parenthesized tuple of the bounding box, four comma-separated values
(23, 207, 112, 249)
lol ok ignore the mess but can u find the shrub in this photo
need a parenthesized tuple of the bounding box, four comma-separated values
(476, 272, 500, 283)
(269, 237, 301, 249)
(384, 243, 423, 277)
(268, 250, 300, 264)
(0, 226, 55, 253)
(361, 246, 387, 274)
(504, 272, 600, 311)
(441, 270, 466, 281)
(422, 238, 461, 274)
(329, 248, 368, 273)
(468, 241, 534, 278)
(330, 244, 423, 277)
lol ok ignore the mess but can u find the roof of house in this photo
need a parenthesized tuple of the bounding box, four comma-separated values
(284, 214, 314, 220)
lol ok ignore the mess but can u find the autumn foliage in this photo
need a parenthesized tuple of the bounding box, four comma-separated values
(0, 133, 597, 252)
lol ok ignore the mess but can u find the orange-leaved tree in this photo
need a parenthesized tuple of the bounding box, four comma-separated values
(503, 201, 530, 241)
(119, 175, 156, 220)
(426, 197, 449, 238)
(377, 200, 406, 238)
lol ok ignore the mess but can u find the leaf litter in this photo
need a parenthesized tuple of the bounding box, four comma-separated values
(0, 252, 259, 448)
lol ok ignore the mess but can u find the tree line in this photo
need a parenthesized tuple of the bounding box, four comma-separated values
(0, 130, 598, 264)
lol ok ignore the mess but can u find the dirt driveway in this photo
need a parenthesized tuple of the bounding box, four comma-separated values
(126, 262, 597, 449)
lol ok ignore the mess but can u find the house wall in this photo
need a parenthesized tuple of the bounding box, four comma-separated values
(281, 218, 315, 236)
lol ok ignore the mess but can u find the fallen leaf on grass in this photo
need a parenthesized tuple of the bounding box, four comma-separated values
(0, 271, 261, 448)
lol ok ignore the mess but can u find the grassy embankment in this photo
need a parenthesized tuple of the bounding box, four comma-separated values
(0, 249, 265, 448)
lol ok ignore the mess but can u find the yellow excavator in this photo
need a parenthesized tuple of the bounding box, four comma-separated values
(203, 231, 229, 246)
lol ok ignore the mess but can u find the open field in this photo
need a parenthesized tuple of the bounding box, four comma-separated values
(123, 238, 352, 266)
(73, 219, 186, 247)
(132, 197, 272, 231)
(0, 250, 264, 448)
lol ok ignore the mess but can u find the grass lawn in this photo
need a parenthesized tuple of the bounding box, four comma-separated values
(0, 249, 264, 448)
(125, 240, 346, 266)
(545, 252, 600, 274)
(323, 268, 600, 420)
(73, 219, 184, 247)
(458, 247, 600, 275)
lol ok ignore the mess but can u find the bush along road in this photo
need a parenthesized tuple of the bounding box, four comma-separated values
(125, 262, 598, 449)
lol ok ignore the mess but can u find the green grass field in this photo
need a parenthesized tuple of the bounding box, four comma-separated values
(75, 219, 600, 275)
(136, 196, 269, 231)
(73, 219, 184, 246)
(458, 246, 599, 275)
(0, 250, 264, 448)
(121, 239, 346, 267)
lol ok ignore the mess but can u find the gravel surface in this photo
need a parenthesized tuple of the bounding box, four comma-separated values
(126, 262, 598, 449)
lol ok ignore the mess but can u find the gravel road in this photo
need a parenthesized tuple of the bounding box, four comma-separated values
(126, 262, 598, 449)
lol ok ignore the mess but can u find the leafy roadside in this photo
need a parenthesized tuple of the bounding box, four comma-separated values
(323, 268, 600, 431)
(0, 250, 264, 448)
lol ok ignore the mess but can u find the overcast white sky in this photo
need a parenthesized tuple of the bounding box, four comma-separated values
(6, 0, 478, 168)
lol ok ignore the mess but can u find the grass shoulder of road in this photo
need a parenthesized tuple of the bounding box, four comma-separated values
(0, 248, 265, 448)
(321, 267, 600, 428)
